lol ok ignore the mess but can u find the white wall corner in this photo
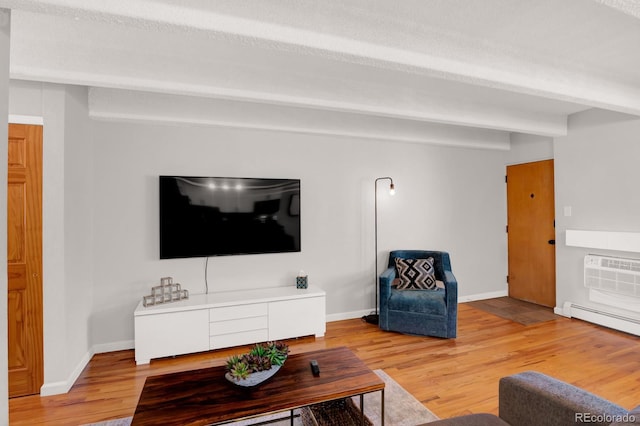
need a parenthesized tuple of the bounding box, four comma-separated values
(1, 8, 11, 426)
(40, 340, 134, 396)
(554, 302, 573, 317)
(40, 349, 93, 396)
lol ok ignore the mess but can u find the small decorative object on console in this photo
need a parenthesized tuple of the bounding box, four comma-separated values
(142, 276, 189, 307)
(296, 270, 308, 289)
(225, 341, 289, 387)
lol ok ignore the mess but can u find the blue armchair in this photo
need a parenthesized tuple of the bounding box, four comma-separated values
(379, 250, 458, 338)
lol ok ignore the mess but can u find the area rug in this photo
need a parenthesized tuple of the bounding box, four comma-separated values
(82, 369, 439, 425)
(350, 369, 439, 426)
(467, 296, 559, 325)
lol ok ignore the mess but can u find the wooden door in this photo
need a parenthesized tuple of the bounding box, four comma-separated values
(7, 123, 43, 397)
(506, 159, 556, 307)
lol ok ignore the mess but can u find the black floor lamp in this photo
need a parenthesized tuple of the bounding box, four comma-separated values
(363, 176, 395, 325)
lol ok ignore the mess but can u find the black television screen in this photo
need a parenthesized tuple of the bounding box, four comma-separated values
(159, 176, 301, 259)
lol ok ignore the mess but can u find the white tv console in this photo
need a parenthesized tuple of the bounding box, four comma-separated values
(134, 285, 326, 365)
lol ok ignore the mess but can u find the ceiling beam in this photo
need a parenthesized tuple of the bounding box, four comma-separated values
(88, 87, 512, 150)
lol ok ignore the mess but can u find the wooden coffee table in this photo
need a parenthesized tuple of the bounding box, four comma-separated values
(132, 346, 385, 425)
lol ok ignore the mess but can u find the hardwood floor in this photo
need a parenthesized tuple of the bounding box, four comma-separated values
(9, 303, 640, 425)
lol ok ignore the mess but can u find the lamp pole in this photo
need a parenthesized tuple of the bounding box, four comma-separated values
(364, 176, 395, 325)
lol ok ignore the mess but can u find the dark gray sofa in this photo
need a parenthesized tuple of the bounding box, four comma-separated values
(424, 371, 639, 426)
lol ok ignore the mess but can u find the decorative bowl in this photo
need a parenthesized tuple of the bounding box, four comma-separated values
(224, 341, 289, 388)
(225, 364, 282, 387)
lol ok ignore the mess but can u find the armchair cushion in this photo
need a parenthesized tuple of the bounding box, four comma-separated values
(387, 288, 447, 316)
(395, 257, 438, 290)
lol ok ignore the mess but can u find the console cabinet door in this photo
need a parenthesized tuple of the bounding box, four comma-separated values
(135, 309, 209, 364)
(268, 297, 326, 341)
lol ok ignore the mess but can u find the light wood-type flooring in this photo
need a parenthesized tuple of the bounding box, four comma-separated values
(9, 302, 640, 425)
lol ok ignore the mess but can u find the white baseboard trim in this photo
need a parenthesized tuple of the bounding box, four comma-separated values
(560, 302, 640, 336)
(40, 340, 135, 396)
(326, 309, 371, 322)
(40, 350, 93, 396)
(93, 340, 135, 354)
(458, 290, 508, 303)
(554, 305, 570, 317)
(327, 291, 510, 322)
(328, 292, 512, 322)
(40, 380, 74, 397)
(41, 292, 511, 396)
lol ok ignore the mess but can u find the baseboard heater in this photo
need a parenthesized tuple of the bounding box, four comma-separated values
(561, 302, 640, 336)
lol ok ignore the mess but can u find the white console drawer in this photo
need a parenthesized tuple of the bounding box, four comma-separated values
(210, 329, 269, 350)
(210, 303, 268, 321)
(210, 316, 268, 336)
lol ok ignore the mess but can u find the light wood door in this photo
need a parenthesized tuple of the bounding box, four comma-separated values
(506, 159, 556, 307)
(7, 123, 43, 397)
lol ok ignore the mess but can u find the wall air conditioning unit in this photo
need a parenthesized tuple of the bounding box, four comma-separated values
(584, 254, 640, 300)
(562, 255, 640, 336)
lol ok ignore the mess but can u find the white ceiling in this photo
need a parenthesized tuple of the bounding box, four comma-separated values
(2, 0, 640, 149)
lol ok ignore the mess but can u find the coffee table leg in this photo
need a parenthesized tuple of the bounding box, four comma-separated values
(381, 388, 385, 426)
(290, 409, 294, 426)
(359, 390, 384, 426)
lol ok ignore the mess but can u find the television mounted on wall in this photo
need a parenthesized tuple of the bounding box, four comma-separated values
(159, 176, 301, 259)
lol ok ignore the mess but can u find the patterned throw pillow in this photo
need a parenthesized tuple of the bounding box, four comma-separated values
(394, 257, 437, 290)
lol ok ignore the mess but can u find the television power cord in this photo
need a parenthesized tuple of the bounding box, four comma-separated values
(204, 256, 210, 294)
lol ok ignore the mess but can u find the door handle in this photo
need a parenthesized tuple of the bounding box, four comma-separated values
(548, 239, 556, 245)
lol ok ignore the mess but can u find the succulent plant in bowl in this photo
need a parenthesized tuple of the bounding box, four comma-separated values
(225, 341, 289, 387)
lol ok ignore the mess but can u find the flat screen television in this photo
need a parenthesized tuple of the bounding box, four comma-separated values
(159, 176, 301, 259)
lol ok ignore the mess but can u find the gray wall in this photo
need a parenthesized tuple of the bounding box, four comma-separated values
(9, 80, 515, 393)
(89, 120, 509, 346)
(5, 82, 639, 401)
(507, 133, 553, 165)
(0, 9, 9, 426)
(555, 109, 640, 317)
(8, 81, 94, 393)
(63, 86, 94, 379)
